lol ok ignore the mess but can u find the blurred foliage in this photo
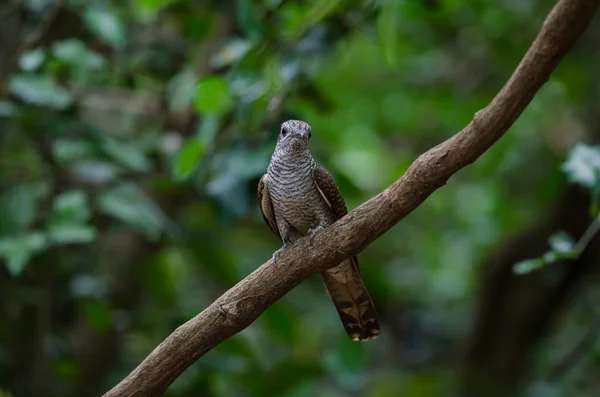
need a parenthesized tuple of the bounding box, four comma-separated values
(1, 0, 600, 396)
(514, 144, 600, 275)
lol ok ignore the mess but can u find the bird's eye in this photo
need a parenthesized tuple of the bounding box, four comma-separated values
(308, 130, 312, 140)
(281, 127, 288, 137)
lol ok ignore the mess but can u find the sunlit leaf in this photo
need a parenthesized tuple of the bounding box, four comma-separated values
(19, 48, 46, 71)
(513, 232, 578, 275)
(193, 76, 234, 115)
(48, 224, 96, 245)
(102, 139, 152, 172)
(52, 39, 106, 70)
(83, 7, 127, 50)
(132, 0, 175, 20)
(562, 143, 600, 189)
(71, 161, 120, 184)
(9, 74, 72, 109)
(513, 258, 545, 275)
(0, 182, 50, 232)
(172, 138, 205, 180)
(0, 232, 48, 276)
(52, 190, 91, 222)
(52, 139, 95, 163)
(548, 231, 575, 254)
(167, 69, 196, 112)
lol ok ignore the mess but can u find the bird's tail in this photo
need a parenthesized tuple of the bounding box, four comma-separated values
(319, 257, 380, 341)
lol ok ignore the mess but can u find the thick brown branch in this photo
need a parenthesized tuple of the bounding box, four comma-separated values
(104, 0, 600, 395)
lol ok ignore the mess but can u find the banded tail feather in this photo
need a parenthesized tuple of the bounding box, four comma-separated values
(320, 257, 380, 341)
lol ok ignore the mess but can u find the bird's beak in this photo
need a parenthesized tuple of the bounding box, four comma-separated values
(293, 131, 310, 141)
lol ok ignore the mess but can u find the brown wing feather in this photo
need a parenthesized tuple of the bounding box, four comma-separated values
(257, 175, 281, 241)
(313, 163, 349, 220)
(313, 163, 380, 341)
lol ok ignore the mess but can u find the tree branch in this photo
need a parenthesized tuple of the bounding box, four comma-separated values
(104, 0, 600, 395)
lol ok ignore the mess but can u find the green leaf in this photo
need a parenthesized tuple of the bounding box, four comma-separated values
(513, 232, 577, 275)
(513, 258, 545, 275)
(52, 190, 91, 222)
(52, 139, 95, 163)
(102, 139, 152, 172)
(19, 48, 46, 72)
(97, 184, 165, 240)
(0, 232, 48, 276)
(193, 76, 233, 115)
(132, 0, 175, 21)
(548, 231, 575, 254)
(47, 224, 96, 245)
(172, 138, 205, 180)
(0, 182, 51, 232)
(71, 161, 120, 184)
(562, 144, 600, 189)
(83, 7, 127, 50)
(167, 69, 197, 112)
(8, 74, 72, 109)
(52, 39, 106, 70)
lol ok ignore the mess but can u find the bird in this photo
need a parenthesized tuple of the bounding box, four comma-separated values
(257, 119, 380, 341)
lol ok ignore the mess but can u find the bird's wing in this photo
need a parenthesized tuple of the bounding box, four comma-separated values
(257, 174, 281, 241)
(313, 163, 380, 341)
(312, 162, 349, 220)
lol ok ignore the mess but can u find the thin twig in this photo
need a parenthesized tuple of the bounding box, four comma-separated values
(574, 214, 600, 256)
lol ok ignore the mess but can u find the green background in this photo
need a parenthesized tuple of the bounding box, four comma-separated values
(1, 0, 600, 396)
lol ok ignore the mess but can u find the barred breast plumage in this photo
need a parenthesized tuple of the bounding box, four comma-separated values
(257, 119, 380, 341)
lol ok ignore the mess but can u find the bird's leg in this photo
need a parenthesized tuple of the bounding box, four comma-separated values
(308, 225, 326, 246)
(271, 240, 291, 266)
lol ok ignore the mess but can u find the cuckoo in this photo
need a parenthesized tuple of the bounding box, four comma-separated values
(257, 120, 380, 341)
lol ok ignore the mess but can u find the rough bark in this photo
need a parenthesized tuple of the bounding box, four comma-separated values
(104, 0, 600, 395)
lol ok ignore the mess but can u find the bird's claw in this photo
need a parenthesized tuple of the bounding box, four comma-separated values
(308, 225, 325, 246)
(271, 242, 290, 266)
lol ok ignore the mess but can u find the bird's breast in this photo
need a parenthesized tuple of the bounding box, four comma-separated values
(267, 160, 333, 233)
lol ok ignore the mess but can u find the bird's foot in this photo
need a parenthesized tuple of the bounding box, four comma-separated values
(271, 241, 291, 266)
(308, 225, 325, 246)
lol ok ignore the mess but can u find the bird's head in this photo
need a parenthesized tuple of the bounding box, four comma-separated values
(275, 120, 312, 154)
